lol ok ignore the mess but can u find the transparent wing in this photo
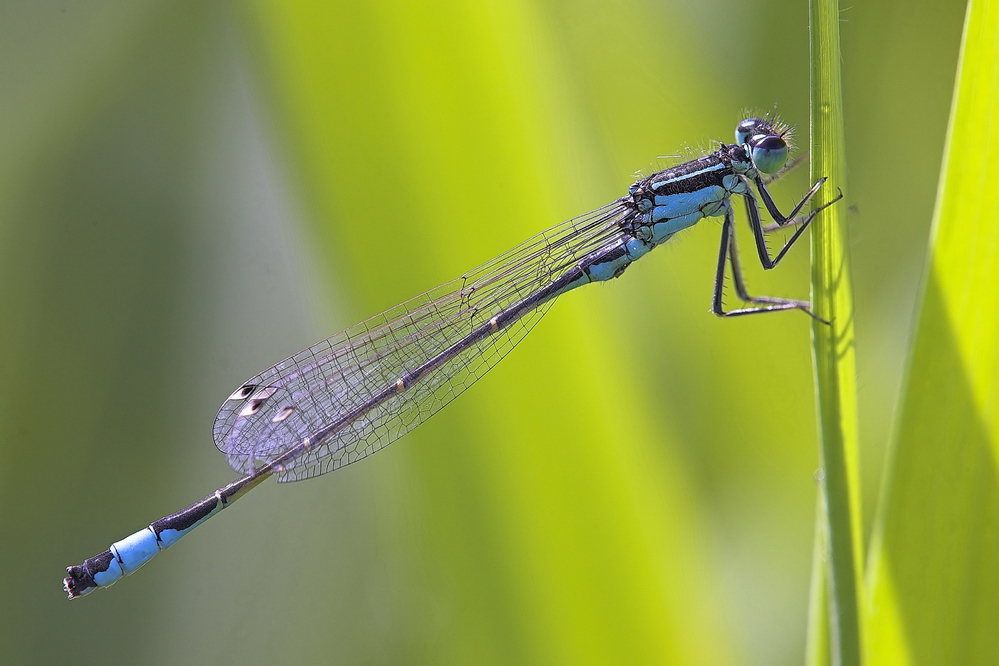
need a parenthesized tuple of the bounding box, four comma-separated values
(213, 199, 634, 482)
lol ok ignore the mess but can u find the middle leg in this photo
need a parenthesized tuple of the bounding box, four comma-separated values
(711, 207, 827, 321)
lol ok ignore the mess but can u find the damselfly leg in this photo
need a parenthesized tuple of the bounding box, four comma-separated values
(749, 177, 842, 269)
(712, 177, 842, 321)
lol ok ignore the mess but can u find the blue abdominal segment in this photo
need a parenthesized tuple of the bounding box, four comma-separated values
(63, 474, 267, 597)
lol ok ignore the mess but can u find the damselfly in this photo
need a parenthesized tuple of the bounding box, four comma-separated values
(64, 116, 840, 598)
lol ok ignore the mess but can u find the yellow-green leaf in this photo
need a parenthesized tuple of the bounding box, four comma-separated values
(867, 1, 999, 663)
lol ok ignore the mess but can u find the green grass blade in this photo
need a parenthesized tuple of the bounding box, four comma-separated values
(807, 0, 865, 664)
(866, 1, 999, 663)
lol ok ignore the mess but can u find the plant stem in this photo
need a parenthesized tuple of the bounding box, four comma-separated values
(807, 0, 864, 664)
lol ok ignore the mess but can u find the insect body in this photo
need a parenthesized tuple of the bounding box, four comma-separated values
(64, 117, 839, 598)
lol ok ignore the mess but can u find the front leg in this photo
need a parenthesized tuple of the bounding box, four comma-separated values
(754, 174, 827, 224)
(745, 179, 842, 270)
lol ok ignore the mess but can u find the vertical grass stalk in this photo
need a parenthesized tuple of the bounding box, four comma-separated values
(806, 0, 864, 664)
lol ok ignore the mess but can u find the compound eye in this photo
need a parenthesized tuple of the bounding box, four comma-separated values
(736, 117, 764, 145)
(750, 134, 788, 174)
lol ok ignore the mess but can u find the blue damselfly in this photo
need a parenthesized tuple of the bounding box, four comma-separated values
(64, 116, 840, 598)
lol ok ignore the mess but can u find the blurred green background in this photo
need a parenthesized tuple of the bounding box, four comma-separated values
(0, 1, 966, 664)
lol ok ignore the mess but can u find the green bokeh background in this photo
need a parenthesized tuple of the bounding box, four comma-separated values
(0, 1, 965, 664)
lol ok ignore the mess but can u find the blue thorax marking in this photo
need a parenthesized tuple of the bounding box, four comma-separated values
(650, 161, 726, 191)
(629, 143, 762, 246)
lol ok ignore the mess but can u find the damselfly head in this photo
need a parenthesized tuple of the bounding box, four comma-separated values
(736, 117, 791, 175)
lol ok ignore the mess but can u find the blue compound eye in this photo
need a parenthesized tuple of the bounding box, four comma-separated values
(735, 118, 764, 145)
(749, 134, 788, 174)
